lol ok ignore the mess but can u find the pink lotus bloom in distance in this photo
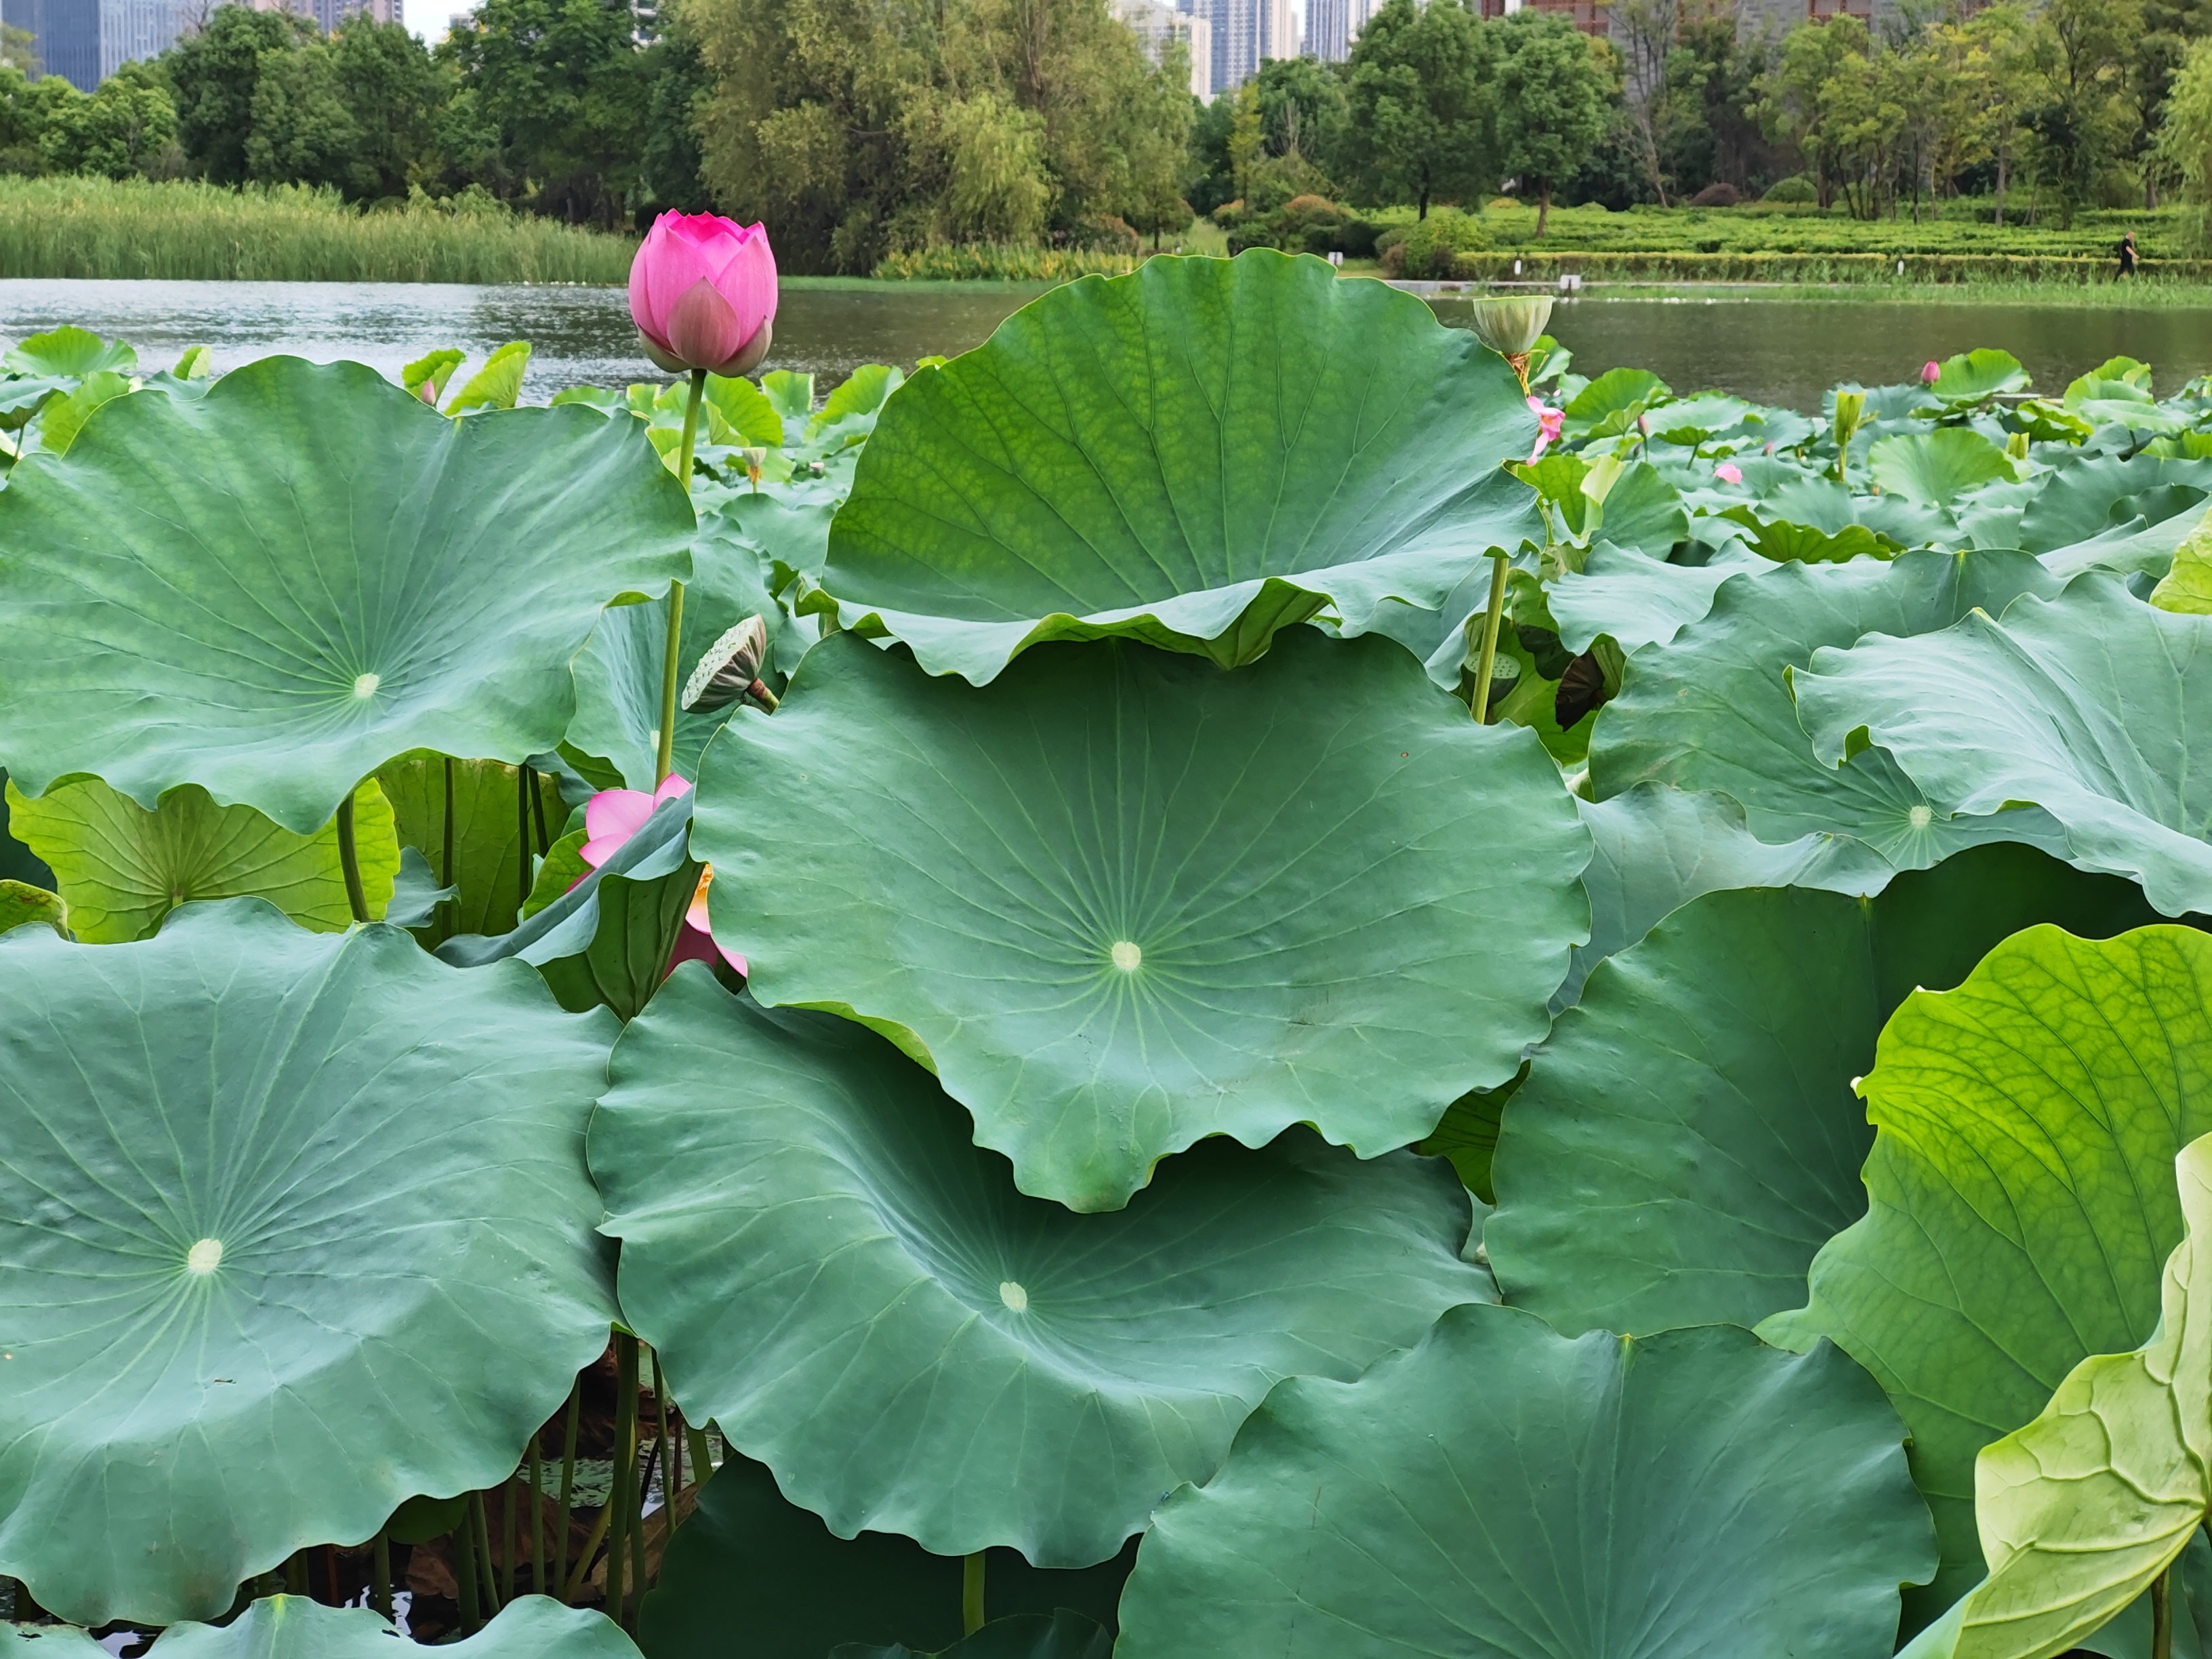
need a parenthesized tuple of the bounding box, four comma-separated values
(1527, 395, 1565, 462)
(629, 211, 778, 378)
(578, 774, 747, 977)
(1715, 462, 1743, 485)
(1921, 360, 1942, 385)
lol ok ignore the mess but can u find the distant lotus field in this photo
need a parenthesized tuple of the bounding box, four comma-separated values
(0, 250, 2209, 1659)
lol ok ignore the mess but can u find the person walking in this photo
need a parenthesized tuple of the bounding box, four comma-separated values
(2118, 230, 2139, 277)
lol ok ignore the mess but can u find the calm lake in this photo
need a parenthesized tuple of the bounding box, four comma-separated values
(3, 276, 2207, 411)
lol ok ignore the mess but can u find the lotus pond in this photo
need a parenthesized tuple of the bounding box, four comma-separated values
(1, 251, 2211, 1659)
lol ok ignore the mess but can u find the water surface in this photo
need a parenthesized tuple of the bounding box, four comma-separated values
(3, 277, 2207, 409)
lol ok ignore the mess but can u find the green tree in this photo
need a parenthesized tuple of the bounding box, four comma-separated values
(166, 5, 319, 185)
(328, 17, 449, 199)
(2022, 0, 2139, 223)
(2, 22, 35, 75)
(1338, 0, 1492, 218)
(2157, 33, 2212, 234)
(40, 62, 179, 179)
(638, 20, 713, 211)
(245, 37, 362, 190)
(1755, 14, 1872, 210)
(1488, 12, 1612, 232)
(0, 62, 73, 173)
(1251, 52, 1347, 165)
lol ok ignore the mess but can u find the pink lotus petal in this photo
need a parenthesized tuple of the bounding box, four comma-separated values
(581, 774, 692, 868)
(1921, 360, 1942, 384)
(1715, 462, 1743, 485)
(663, 280, 750, 378)
(628, 211, 778, 373)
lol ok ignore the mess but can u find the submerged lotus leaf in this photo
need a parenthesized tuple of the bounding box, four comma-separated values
(642, 1453, 1134, 1659)
(1113, 1307, 1936, 1659)
(1763, 925, 2212, 1617)
(0, 356, 693, 834)
(815, 251, 1541, 684)
(1490, 844, 2162, 1339)
(0, 901, 619, 1625)
(147, 1596, 640, 1657)
(1795, 577, 2212, 917)
(5, 777, 401, 942)
(694, 628, 1589, 1210)
(1589, 549, 2064, 872)
(592, 973, 1494, 1563)
(1898, 1134, 2212, 1659)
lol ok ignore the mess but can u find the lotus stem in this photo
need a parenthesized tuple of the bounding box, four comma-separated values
(609, 1334, 640, 1626)
(655, 367, 705, 790)
(529, 770, 550, 854)
(556, 1380, 581, 1597)
(371, 1532, 391, 1621)
(560, 1500, 611, 1606)
(962, 1551, 985, 1634)
(334, 791, 369, 924)
(501, 1469, 516, 1606)
(630, 1437, 656, 1612)
(651, 1350, 676, 1521)
(686, 1424, 716, 1495)
(470, 1490, 500, 1614)
(528, 1434, 545, 1597)
(1470, 554, 1511, 725)
(2153, 1566, 2173, 1659)
(285, 1550, 308, 1597)
(1506, 352, 1532, 394)
(516, 763, 533, 924)
(455, 1511, 483, 1631)
(441, 755, 457, 936)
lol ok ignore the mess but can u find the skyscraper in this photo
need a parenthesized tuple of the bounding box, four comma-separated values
(12, 0, 182, 89)
(1113, 0, 1210, 98)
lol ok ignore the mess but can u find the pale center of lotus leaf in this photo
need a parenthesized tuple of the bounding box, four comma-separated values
(1908, 804, 1933, 829)
(352, 673, 381, 699)
(186, 1238, 224, 1275)
(998, 1280, 1029, 1312)
(1110, 941, 1142, 972)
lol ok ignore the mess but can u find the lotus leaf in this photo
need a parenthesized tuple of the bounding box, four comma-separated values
(1490, 844, 2162, 1338)
(148, 1595, 640, 1657)
(1549, 541, 1766, 655)
(4, 326, 134, 378)
(1896, 1134, 2212, 1659)
(593, 972, 1494, 1562)
(375, 754, 566, 941)
(0, 881, 66, 937)
(2013, 453, 2212, 554)
(0, 900, 619, 1624)
(1931, 348, 2032, 405)
(39, 371, 134, 454)
(2041, 495, 2211, 583)
(0, 356, 693, 834)
(815, 251, 1541, 684)
(1582, 461, 1689, 558)
(834, 1613, 1113, 1659)
(693, 628, 1589, 1210)
(1645, 392, 1752, 445)
(640, 1452, 1134, 1659)
(564, 527, 781, 790)
(1868, 429, 2014, 505)
(2152, 516, 2212, 613)
(1562, 366, 1669, 439)
(1794, 577, 2212, 916)
(1113, 1307, 1936, 1659)
(1763, 925, 2212, 1615)
(1589, 549, 2064, 872)
(5, 777, 401, 941)
(445, 340, 531, 414)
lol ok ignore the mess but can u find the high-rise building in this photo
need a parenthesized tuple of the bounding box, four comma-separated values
(1304, 0, 1368, 60)
(1183, 0, 1253, 96)
(11, 0, 184, 89)
(251, 0, 403, 33)
(1256, 0, 1292, 61)
(1113, 0, 1211, 98)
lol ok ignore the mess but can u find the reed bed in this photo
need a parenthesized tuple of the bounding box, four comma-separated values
(0, 177, 635, 284)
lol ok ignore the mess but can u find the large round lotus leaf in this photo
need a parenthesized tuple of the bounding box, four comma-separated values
(593, 971, 1493, 1563)
(693, 627, 1589, 1210)
(1589, 548, 2064, 872)
(148, 1595, 640, 1658)
(640, 1452, 1134, 1659)
(1113, 1305, 1936, 1659)
(1548, 541, 1767, 657)
(0, 900, 619, 1625)
(1763, 925, 2212, 1619)
(1794, 577, 2212, 918)
(815, 250, 1542, 685)
(1899, 1134, 2212, 1659)
(5, 776, 401, 941)
(1489, 843, 2163, 1339)
(565, 522, 783, 790)
(1868, 430, 2014, 506)
(2014, 453, 2212, 554)
(0, 356, 694, 834)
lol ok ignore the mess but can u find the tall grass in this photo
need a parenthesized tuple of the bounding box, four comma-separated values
(874, 243, 1139, 282)
(0, 177, 636, 284)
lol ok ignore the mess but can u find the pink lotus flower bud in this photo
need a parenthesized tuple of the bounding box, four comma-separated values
(1527, 394, 1565, 463)
(576, 773, 746, 976)
(1715, 462, 1742, 485)
(1921, 360, 1941, 385)
(629, 211, 778, 377)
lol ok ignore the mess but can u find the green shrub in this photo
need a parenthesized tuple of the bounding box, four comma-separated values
(1385, 208, 1487, 279)
(1762, 176, 1819, 204)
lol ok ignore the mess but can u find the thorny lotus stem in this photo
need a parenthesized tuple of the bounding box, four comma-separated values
(441, 756, 456, 936)
(334, 792, 369, 924)
(609, 1334, 640, 1626)
(652, 1350, 678, 1525)
(501, 1468, 517, 1605)
(370, 1532, 391, 1621)
(2153, 1565, 2173, 1659)
(516, 764, 534, 924)
(556, 1380, 581, 1598)
(1470, 554, 1511, 725)
(561, 1498, 611, 1605)
(630, 1439, 654, 1615)
(455, 1507, 483, 1630)
(656, 368, 708, 789)
(470, 1490, 500, 1614)
(962, 1551, 986, 1635)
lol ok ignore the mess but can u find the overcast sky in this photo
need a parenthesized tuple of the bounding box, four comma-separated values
(407, 2, 464, 45)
